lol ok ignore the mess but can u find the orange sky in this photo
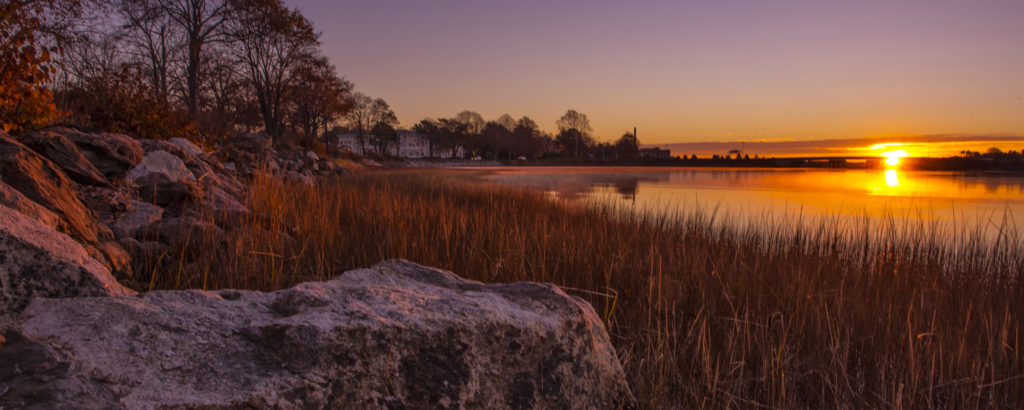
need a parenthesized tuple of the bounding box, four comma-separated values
(655, 135, 1024, 158)
(290, 0, 1024, 151)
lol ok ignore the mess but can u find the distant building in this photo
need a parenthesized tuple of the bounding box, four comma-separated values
(336, 131, 368, 155)
(396, 130, 429, 158)
(336, 130, 460, 158)
(639, 147, 671, 159)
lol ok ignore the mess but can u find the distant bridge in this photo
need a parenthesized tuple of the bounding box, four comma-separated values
(762, 157, 881, 168)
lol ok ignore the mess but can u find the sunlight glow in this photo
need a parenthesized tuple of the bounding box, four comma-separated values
(869, 143, 908, 151)
(884, 170, 900, 187)
(881, 150, 909, 167)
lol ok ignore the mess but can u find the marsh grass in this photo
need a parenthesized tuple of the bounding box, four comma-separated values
(137, 170, 1024, 408)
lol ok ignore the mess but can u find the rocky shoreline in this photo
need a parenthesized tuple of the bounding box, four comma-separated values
(0, 128, 635, 408)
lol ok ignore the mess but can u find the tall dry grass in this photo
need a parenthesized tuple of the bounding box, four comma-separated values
(137, 170, 1024, 408)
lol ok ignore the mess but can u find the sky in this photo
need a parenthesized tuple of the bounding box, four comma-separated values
(286, 0, 1024, 155)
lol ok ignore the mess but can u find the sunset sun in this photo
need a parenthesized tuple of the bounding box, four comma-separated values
(881, 150, 909, 167)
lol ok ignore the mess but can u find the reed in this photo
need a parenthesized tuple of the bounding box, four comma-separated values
(136, 169, 1024, 408)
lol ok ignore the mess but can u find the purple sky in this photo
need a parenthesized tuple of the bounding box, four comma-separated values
(287, 0, 1024, 148)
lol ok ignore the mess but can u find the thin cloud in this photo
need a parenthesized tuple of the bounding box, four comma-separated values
(651, 135, 1024, 157)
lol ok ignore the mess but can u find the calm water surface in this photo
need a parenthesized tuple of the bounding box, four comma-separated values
(472, 166, 1024, 239)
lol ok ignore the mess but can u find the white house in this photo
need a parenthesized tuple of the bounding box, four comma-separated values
(396, 130, 429, 158)
(336, 130, 462, 159)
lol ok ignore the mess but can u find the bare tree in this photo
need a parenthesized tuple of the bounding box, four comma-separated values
(344, 92, 373, 152)
(118, 0, 179, 104)
(227, 0, 317, 140)
(200, 47, 252, 135)
(556, 109, 592, 135)
(160, 0, 230, 120)
(556, 109, 592, 158)
(289, 54, 353, 145)
(368, 98, 397, 129)
(454, 110, 485, 135)
(496, 113, 515, 131)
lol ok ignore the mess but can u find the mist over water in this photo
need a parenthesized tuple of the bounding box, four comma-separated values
(476, 166, 1024, 242)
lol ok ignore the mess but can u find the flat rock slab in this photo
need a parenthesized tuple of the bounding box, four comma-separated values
(0, 259, 635, 409)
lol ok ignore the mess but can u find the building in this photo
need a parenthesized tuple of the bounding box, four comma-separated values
(336, 130, 461, 159)
(396, 130, 429, 158)
(639, 147, 671, 159)
(336, 131, 368, 155)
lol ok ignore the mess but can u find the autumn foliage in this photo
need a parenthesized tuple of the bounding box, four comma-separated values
(0, 0, 63, 132)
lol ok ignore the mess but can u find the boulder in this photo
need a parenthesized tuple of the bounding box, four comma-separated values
(137, 177, 204, 209)
(0, 204, 134, 314)
(169, 137, 205, 157)
(47, 127, 143, 179)
(0, 259, 636, 409)
(0, 133, 108, 244)
(110, 200, 164, 239)
(129, 150, 195, 184)
(130, 151, 205, 208)
(19, 130, 110, 187)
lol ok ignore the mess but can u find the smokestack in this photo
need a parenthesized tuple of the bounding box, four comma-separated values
(633, 127, 637, 143)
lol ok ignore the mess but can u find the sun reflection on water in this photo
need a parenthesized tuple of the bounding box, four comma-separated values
(884, 170, 900, 187)
(482, 167, 1024, 240)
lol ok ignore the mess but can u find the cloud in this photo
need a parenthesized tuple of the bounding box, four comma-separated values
(649, 134, 1024, 157)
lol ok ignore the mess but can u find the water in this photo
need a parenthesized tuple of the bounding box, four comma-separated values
(471, 166, 1024, 241)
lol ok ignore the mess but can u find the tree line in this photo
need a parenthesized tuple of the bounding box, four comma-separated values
(3, 0, 363, 146)
(394, 109, 640, 160)
(2, 0, 643, 160)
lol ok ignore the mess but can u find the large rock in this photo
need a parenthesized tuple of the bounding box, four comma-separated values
(0, 181, 60, 230)
(169, 137, 205, 157)
(0, 204, 134, 314)
(0, 133, 109, 244)
(111, 200, 164, 239)
(129, 150, 195, 184)
(142, 139, 243, 196)
(48, 127, 144, 180)
(130, 151, 204, 208)
(19, 130, 110, 187)
(137, 177, 204, 209)
(0, 259, 636, 409)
